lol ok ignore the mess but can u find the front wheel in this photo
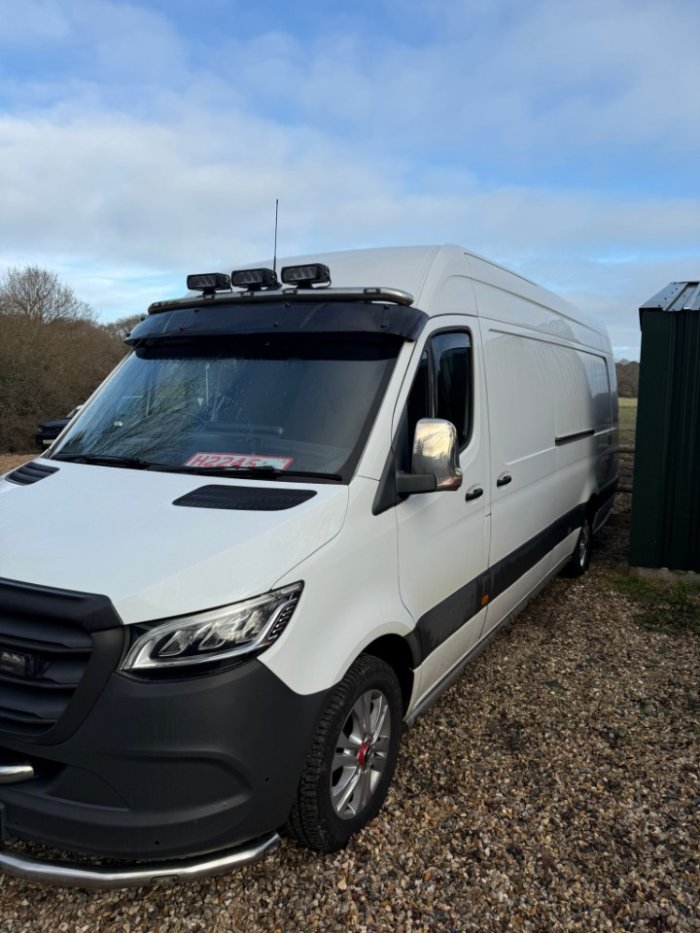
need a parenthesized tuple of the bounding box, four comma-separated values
(286, 655, 402, 852)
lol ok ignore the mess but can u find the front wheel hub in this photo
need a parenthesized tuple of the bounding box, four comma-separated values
(330, 688, 392, 820)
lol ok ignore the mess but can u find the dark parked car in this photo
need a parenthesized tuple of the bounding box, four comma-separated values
(35, 406, 82, 451)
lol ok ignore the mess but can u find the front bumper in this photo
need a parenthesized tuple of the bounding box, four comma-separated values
(0, 831, 280, 888)
(0, 657, 328, 862)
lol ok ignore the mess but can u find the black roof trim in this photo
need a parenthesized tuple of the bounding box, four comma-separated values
(126, 300, 428, 345)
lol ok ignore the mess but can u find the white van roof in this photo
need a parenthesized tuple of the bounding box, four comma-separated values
(251, 245, 608, 349)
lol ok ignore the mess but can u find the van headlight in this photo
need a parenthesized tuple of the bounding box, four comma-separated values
(121, 583, 303, 672)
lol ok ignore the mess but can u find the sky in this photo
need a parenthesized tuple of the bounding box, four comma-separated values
(1, 0, 699, 358)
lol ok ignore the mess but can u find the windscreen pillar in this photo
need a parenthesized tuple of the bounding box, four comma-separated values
(629, 282, 700, 572)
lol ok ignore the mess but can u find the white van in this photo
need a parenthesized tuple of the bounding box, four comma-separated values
(0, 245, 618, 886)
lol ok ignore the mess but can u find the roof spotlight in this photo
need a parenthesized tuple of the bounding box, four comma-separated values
(186, 273, 231, 297)
(280, 263, 331, 288)
(231, 268, 279, 291)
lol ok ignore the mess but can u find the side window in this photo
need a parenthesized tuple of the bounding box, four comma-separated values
(432, 331, 472, 448)
(399, 331, 472, 469)
(579, 351, 613, 432)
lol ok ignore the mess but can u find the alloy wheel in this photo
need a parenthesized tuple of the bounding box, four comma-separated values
(330, 689, 392, 820)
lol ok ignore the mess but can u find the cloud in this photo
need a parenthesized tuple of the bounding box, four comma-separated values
(2, 102, 696, 356)
(209, 0, 700, 175)
(0, 0, 70, 44)
(4, 0, 700, 167)
(0, 0, 698, 357)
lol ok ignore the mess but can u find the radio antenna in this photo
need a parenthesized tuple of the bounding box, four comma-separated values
(272, 198, 279, 275)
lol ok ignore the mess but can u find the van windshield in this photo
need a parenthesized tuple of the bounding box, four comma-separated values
(51, 336, 400, 482)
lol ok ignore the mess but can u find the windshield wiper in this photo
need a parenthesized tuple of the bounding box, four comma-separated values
(52, 454, 153, 470)
(52, 455, 342, 482)
(163, 465, 343, 482)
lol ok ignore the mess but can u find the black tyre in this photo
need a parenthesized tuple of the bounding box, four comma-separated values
(562, 515, 592, 577)
(286, 655, 402, 852)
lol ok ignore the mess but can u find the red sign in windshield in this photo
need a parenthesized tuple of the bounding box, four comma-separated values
(184, 452, 294, 470)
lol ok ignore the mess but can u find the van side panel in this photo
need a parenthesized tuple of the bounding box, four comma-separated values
(596, 357, 619, 529)
(465, 257, 609, 353)
(480, 322, 561, 631)
(474, 265, 615, 637)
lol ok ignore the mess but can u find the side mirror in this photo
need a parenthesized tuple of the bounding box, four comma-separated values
(396, 418, 463, 494)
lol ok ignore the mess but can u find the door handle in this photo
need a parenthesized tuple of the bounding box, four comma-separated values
(464, 486, 484, 502)
(496, 473, 512, 487)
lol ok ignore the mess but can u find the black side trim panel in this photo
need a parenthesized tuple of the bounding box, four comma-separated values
(489, 505, 585, 598)
(6, 463, 59, 486)
(173, 485, 316, 511)
(415, 575, 487, 659)
(412, 504, 585, 663)
(555, 429, 595, 446)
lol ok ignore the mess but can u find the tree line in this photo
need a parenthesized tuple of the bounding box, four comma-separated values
(0, 267, 140, 452)
(615, 360, 639, 398)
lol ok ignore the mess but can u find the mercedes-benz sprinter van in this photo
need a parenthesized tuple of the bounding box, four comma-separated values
(0, 246, 618, 886)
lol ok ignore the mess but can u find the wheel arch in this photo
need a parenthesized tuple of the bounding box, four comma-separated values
(361, 633, 416, 715)
(585, 492, 600, 524)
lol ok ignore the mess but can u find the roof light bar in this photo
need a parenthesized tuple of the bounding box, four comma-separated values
(280, 263, 331, 288)
(231, 268, 279, 291)
(187, 273, 231, 295)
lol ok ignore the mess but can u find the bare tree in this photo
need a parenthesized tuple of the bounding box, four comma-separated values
(0, 266, 94, 323)
(0, 267, 129, 451)
(615, 360, 640, 398)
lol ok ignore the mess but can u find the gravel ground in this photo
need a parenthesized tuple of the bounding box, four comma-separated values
(0, 459, 698, 932)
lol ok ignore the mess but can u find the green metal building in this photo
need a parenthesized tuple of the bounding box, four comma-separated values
(629, 281, 700, 572)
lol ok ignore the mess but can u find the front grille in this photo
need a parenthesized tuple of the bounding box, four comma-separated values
(0, 578, 124, 742)
(0, 611, 93, 737)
